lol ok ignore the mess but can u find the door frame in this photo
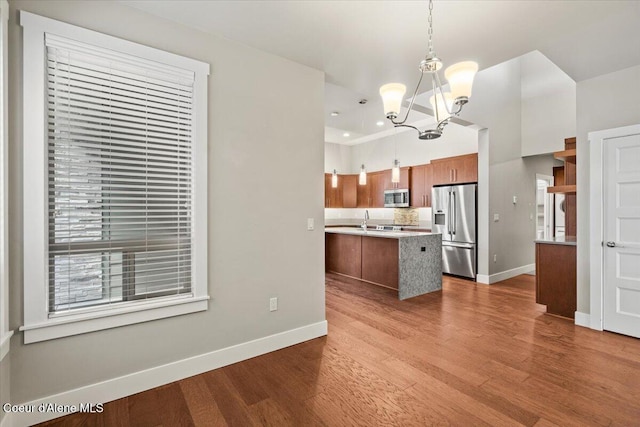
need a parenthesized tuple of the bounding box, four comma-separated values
(589, 124, 640, 331)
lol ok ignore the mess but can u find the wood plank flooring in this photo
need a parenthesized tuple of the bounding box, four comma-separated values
(38, 273, 640, 426)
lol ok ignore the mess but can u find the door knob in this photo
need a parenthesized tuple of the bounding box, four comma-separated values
(606, 241, 616, 247)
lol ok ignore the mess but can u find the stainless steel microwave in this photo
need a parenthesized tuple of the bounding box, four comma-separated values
(384, 189, 410, 208)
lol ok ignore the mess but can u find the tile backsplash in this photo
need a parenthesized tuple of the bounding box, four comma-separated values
(324, 207, 431, 228)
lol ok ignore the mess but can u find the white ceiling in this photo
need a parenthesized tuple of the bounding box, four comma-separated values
(121, 0, 640, 144)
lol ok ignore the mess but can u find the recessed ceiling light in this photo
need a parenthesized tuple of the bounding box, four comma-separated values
(330, 111, 339, 116)
(343, 132, 350, 137)
(376, 121, 384, 126)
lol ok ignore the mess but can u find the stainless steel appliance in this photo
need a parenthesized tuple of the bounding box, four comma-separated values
(432, 183, 477, 279)
(384, 189, 410, 208)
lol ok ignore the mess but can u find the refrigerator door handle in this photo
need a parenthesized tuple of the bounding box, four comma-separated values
(448, 191, 452, 234)
(451, 191, 456, 235)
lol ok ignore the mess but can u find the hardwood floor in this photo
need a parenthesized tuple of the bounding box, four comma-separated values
(38, 273, 640, 426)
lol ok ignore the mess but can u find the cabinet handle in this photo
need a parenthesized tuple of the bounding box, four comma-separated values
(449, 169, 453, 182)
(455, 169, 458, 182)
(426, 194, 429, 206)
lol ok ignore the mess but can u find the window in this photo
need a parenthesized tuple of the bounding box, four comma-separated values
(20, 12, 210, 343)
(0, 0, 11, 360)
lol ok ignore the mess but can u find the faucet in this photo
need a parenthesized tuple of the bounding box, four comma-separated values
(361, 210, 369, 230)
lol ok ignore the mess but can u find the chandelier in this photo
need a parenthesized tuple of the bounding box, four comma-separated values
(379, 0, 478, 140)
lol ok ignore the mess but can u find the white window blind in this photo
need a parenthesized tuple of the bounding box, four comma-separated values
(46, 34, 195, 314)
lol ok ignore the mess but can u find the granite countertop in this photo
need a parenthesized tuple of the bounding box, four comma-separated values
(534, 236, 577, 246)
(325, 227, 436, 239)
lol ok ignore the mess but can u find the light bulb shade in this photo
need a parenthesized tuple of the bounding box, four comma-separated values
(331, 169, 338, 188)
(391, 160, 400, 183)
(429, 92, 454, 123)
(444, 61, 478, 101)
(359, 164, 367, 185)
(379, 83, 407, 118)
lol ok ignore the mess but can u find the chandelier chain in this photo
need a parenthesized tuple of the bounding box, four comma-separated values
(427, 0, 434, 56)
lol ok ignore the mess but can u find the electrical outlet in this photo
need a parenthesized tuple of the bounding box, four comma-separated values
(493, 254, 497, 263)
(269, 297, 278, 312)
(307, 218, 314, 231)
(513, 196, 517, 204)
(493, 213, 500, 222)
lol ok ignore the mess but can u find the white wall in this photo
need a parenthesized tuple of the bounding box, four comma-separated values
(324, 142, 352, 174)
(520, 51, 576, 157)
(576, 64, 640, 314)
(346, 124, 478, 174)
(8, 0, 325, 405)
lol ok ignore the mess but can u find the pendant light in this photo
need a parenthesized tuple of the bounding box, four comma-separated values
(331, 169, 338, 188)
(379, 0, 478, 140)
(391, 159, 400, 184)
(359, 164, 367, 185)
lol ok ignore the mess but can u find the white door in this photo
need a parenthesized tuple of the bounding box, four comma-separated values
(604, 133, 640, 337)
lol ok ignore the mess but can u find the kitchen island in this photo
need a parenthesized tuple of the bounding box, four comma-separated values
(325, 227, 442, 300)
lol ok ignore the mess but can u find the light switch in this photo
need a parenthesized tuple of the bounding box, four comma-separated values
(493, 213, 500, 222)
(513, 196, 517, 204)
(307, 218, 314, 231)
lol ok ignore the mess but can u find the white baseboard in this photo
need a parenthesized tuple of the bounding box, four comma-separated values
(574, 311, 591, 328)
(8, 320, 328, 427)
(476, 263, 536, 285)
(476, 274, 490, 284)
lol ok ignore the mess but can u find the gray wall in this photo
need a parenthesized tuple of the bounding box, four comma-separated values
(0, 355, 8, 425)
(8, 0, 325, 403)
(463, 56, 566, 277)
(576, 64, 640, 313)
(463, 58, 524, 276)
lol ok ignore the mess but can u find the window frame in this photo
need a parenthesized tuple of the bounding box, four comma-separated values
(20, 11, 210, 344)
(0, 0, 12, 360)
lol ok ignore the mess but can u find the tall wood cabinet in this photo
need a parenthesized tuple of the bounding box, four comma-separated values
(536, 137, 578, 319)
(547, 137, 576, 237)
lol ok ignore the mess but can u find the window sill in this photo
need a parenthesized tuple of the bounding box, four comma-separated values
(20, 295, 209, 344)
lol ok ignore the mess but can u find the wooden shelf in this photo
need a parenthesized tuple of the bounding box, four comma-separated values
(554, 149, 576, 162)
(548, 185, 576, 194)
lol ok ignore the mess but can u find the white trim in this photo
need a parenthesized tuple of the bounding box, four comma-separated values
(588, 124, 640, 332)
(0, 0, 9, 362)
(10, 321, 328, 426)
(476, 263, 536, 284)
(574, 311, 591, 328)
(0, 330, 12, 362)
(20, 11, 210, 342)
(21, 298, 209, 344)
(476, 274, 490, 284)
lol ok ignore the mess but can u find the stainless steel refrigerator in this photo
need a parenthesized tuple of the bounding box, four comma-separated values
(431, 183, 477, 279)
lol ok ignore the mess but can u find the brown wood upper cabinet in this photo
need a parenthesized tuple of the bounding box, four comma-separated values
(431, 153, 478, 185)
(342, 174, 357, 208)
(368, 172, 387, 208)
(324, 173, 342, 208)
(410, 164, 433, 207)
(325, 173, 359, 208)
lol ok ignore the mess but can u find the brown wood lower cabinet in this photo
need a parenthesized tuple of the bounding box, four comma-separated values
(535, 242, 576, 319)
(325, 233, 361, 278)
(325, 233, 399, 290)
(361, 236, 399, 289)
